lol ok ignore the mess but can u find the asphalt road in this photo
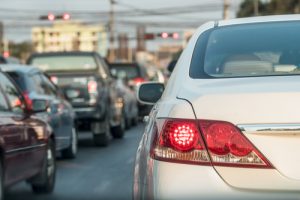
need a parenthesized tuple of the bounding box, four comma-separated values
(5, 123, 145, 200)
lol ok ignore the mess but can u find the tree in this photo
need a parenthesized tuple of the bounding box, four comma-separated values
(237, 0, 300, 18)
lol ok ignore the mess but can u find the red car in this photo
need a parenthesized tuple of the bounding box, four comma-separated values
(0, 70, 56, 199)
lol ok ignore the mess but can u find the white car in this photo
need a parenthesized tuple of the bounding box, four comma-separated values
(133, 15, 300, 200)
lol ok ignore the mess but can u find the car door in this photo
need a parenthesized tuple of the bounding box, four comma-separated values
(40, 73, 73, 149)
(0, 72, 39, 185)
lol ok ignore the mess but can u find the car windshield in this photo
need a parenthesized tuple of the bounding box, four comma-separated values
(110, 64, 140, 79)
(30, 55, 98, 71)
(191, 21, 300, 78)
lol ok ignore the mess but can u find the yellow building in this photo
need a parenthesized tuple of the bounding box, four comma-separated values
(32, 21, 107, 56)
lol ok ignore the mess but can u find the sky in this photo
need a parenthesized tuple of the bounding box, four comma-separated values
(0, 0, 242, 49)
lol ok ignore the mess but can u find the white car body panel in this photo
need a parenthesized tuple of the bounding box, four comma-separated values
(134, 15, 300, 200)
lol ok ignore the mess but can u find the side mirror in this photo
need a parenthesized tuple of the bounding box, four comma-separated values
(32, 99, 49, 113)
(137, 82, 164, 105)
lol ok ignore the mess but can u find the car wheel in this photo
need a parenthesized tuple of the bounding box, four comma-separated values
(111, 114, 126, 139)
(125, 116, 132, 130)
(61, 127, 78, 159)
(31, 140, 56, 194)
(93, 118, 110, 147)
(131, 115, 139, 126)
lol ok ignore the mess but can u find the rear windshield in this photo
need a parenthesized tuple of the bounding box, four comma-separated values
(30, 55, 98, 71)
(110, 64, 140, 79)
(190, 21, 300, 78)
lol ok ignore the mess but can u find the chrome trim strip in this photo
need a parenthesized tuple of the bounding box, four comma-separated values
(6, 144, 47, 154)
(73, 107, 95, 112)
(238, 124, 300, 135)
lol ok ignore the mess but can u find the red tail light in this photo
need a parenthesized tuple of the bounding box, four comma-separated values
(88, 80, 97, 93)
(151, 119, 210, 165)
(151, 119, 273, 168)
(23, 91, 33, 110)
(133, 77, 145, 85)
(199, 120, 273, 168)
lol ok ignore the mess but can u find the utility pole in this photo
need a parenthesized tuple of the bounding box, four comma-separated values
(223, 0, 230, 20)
(108, 0, 116, 62)
(254, 0, 259, 16)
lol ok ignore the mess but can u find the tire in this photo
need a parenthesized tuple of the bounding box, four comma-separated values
(92, 118, 110, 147)
(111, 115, 125, 139)
(61, 127, 78, 159)
(31, 140, 56, 194)
(131, 115, 139, 126)
(125, 116, 132, 130)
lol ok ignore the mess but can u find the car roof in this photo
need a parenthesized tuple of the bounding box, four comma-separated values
(217, 14, 300, 27)
(0, 64, 40, 74)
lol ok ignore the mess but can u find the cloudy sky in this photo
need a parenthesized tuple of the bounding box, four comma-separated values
(0, 0, 242, 49)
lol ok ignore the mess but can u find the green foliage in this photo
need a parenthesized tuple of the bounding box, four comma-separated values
(9, 41, 33, 62)
(237, 0, 300, 17)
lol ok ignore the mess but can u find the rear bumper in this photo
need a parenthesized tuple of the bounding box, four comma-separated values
(135, 159, 300, 200)
(73, 107, 104, 121)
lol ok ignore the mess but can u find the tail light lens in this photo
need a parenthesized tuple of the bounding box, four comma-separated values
(151, 119, 210, 165)
(199, 120, 273, 168)
(88, 80, 98, 93)
(151, 119, 273, 168)
(22, 91, 33, 110)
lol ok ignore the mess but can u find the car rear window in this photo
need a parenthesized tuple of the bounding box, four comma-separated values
(190, 21, 300, 78)
(30, 55, 98, 71)
(110, 64, 140, 79)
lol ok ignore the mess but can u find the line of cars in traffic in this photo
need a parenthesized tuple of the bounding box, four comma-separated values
(0, 50, 157, 199)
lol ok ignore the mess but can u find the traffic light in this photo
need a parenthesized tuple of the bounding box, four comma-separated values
(3, 51, 10, 58)
(39, 13, 71, 21)
(157, 32, 180, 39)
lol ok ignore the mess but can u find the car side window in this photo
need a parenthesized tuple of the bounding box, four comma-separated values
(95, 55, 109, 79)
(0, 73, 24, 114)
(40, 74, 57, 97)
(31, 73, 46, 95)
(0, 85, 9, 112)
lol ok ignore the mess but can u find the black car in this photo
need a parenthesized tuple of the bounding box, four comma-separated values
(1, 64, 78, 159)
(27, 51, 126, 146)
(109, 62, 152, 117)
(0, 69, 56, 198)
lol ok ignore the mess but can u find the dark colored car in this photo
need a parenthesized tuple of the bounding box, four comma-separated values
(27, 51, 126, 146)
(1, 64, 78, 159)
(109, 62, 152, 117)
(0, 70, 56, 198)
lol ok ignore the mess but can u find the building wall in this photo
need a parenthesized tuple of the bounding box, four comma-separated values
(32, 21, 107, 56)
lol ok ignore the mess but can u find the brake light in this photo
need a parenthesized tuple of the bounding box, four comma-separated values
(88, 80, 97, 93)
(151, 119, 210, 165)
(151, 119, 273, 168)
(23, 91, 32, 110)
(50, 76, 58, 84)
(133, 77, 145, 85)
(199, 120, 273, 168)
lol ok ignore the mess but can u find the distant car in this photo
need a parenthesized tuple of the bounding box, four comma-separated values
(1, 64, 78, 159)
(0, 70, 56, 198)
(109, 62, 151, 117)
(114, 76, 139, 129)
(27, 51, 126, 146)
(134, 16, 300, 199)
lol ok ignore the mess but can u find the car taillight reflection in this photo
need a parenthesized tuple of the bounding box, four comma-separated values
(23, 91, 33, 110)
